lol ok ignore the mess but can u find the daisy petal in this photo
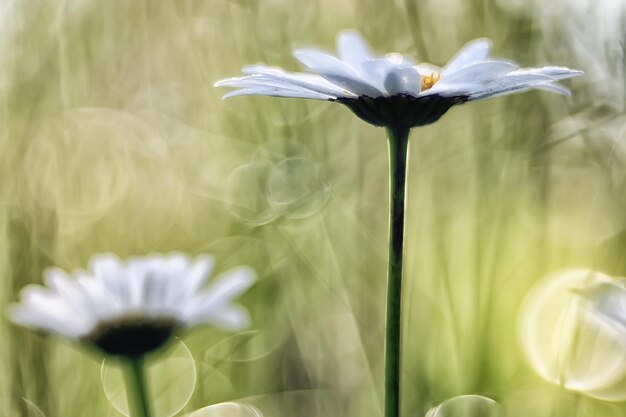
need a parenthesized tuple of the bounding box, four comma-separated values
(184, 267, 256, 323)
(360, 59, 397, 93)
(158, 254, 193, 305)
(515, 66, 584, 80)
(89, 254, 128, 303)
(77, 273, 122, 320)
(45, 268, 97, 318)
(223, 87, 334, 101)
(466, 72, 558, 100)
(337, 30, 373, 67)
(201, 266, 256, 307)
(127, 258, 149, 308)
(90, 254, 124, 281)
(415, 63, 442, 76)
(384, 67, 421, 96)
(418, 83, 484, 97)
(443, 38, 492, 76)
(10, 289, 92, 338)
(217, 72, 349, 98)
(182, 256, 214, 300)
(192, 305, 251, 331)
(294, 49, 383, 97)
(533, 82, 572, 97)
(10, 304, 87, 338)
(437, 61, 518, 86)
(243, 67, 351, 96)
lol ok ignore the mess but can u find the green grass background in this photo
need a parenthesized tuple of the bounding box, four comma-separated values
(0, 0, 624, 416)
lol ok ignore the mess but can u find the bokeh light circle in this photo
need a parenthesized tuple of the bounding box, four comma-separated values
(267, 157, 331, 219)
(519, 269, 626, 395)
(185, 401, 262, 417)
(425, 395, 502, 417)
(226, 160, 279, 226)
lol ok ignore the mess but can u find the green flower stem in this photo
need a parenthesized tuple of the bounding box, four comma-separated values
(123, 356, 152, 417)
(384, 125, 410, 417)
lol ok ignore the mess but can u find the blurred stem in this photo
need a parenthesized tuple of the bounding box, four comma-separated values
(384, 125, 410, 417)
(123, 357, 151, 417)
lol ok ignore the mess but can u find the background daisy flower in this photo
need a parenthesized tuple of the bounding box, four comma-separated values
(9, 253, 256, 358)
(9, 253, 256, 417)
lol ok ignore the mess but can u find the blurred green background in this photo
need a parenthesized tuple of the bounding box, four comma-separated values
(1, 0, 624, 416)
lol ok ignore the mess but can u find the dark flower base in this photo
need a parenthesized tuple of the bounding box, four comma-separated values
(336, 93, 468, 129)
(88, 318, 179, 359)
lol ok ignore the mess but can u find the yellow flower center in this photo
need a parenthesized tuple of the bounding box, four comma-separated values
(420, 72, 441, 91)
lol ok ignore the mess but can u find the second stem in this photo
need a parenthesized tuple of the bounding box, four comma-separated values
(124, 356, 152, 417)
(384, 125, 410, 417)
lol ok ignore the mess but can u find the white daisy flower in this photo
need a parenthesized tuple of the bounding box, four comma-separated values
(9, 253, 256, 358)
(214, 30, 583, 128)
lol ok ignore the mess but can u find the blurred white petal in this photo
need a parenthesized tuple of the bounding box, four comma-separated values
(90, 253, 125, 282)
(182, 256, 215, 300)
(198, 266, 256, 309)
(10, 288, 92, 338)
(45, 269, 99, 320)
(10, 304, 87, 338)
(192, 305, 251, 331)
(10, 253, 256, 358)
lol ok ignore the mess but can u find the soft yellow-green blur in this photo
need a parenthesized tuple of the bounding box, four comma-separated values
(0, 0, 623, 416)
